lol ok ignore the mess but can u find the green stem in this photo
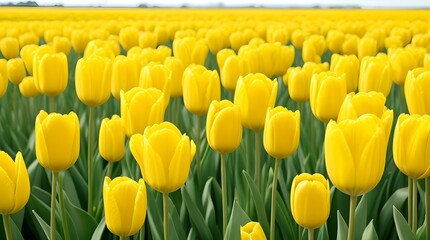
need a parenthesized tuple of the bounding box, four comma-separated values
(255, 130, 261, 188)
(163, 193, 169, 240)
(409, 177, 413, 228)
(221, 153, 228, 235)
(139, 226, 145, 240)
(88, 106, 94, 216)
(413, 179, 417, 234)
(2, 215, 12, 240)
(51, 171, 58, 240)
(119, 236, 125, 240)
(308, 228, 314, 240)
(195, 115, 201, 185)
(347, 195, 357, 240)
(49, 96, 56, 113)
(106, 162, 113, 178)
(426, 178, 430, 240)
(58, 173, 70, 240)
(270, 158, 281, 240)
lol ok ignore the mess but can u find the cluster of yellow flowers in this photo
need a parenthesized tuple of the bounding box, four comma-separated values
(0, 7, 430, 240)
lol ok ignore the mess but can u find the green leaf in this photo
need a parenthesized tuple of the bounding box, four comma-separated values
(224, 201, 251, 240)
(336, 211, 348, 240)
(355, 195, 367, 240)
(32, 210, 64, 240)
(146, 187, 163, 240)
(242, 170, 270, 236)
(91, 217, 106, 240)
(393, 206, 416, 240)
(362, 220, 378, 240)
(169, 198, 187, 240)
(317, 224, 330, 240)
(378, 187, 408, 239)
(416, 219, 426, 240)
(202, 178, 221, 240)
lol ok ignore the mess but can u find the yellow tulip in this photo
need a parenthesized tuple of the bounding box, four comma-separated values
(424, 53, 430, 70)
(120, 87, 166, 137)
(139, 63, 171, 106)
(385, 36, 403, 49)
(154, 25, 169, 45)
(358, 54, 392, 97)
(393, 114, 430, 179)
(129, 121, 196, 193)
(291, 29, 310, 49)
(119, 27, 139, 51)
(20, 44, 38, 75)
(234, 73, 278, 131)
(342, 34, 359, 55)
(266, 27, 289, 45)
(237, 45, 260, 74)
(290, 173, 330, 229)
(71, 30, 89, 53)
(111, 55, 139, 100)
(0, 151, 30, 215)
(338, 92, 386, 122)
(99, 115, 125, 163)
(0, 58, 8, 80)
(330, 54, 359, 93)
(358, 37, 377, 60)
(390, 27, 411, 46)
(44, 29, 61, 44)
(404, 68, 430, 115)
(173, 37, 208, 67)
(240, 222, 267, 240)
(19, 76, 38, 98)
(0, 60, 8, 97)
(285, 67, 308, 102)
(325, 114, 389, 196)
(164, 56, 185, 98)
(52, 36, 71, 56)
(206, 100, 242, 154)
(217, 48, 236, 74)
(35, 110, 80, 172)
(7, 58, 26, 85)
(310, 71, 347, 122)
(34, 53, 68, 96)
(139, 31, 158, 49)
(1, 37, 19, 59)
(326, 30, 345, 54)
(182, 65, 220, 115)
(388, 48, 417, 86)
(18, 32, 39, 48)
(302, 40, 321, 63)
(206, 28, 227, 54)
(103, 176, 147, 237)
(263, 107, 300, 159)
(221, 55, 248, 92)
(75, 55, 112, 107)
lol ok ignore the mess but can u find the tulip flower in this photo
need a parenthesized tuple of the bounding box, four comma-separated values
(237, 45, 260, 74)
(111, 55, 139, 100)
(164, 57, 185, 98)
(34, 52, 68, 97)
(19, 76, 38, 98)
(216, 48, 236, 74)
(220, 55, 249, 92)
(291, 173, 330, 237)
(326, 30, 345, 54)
(139, 31, 158, 49)
(119, 27, 139, 51)
(52, 36, 71, 56)
(358, 37, 377, 60)
(121, 87, 166, 137)
(206, 28, 227, 54)
(139, 63, 171, 107)
(358, 54, 392, 97)
(302, 40, 321, 63)
(330, 54, 359, 92)
(103, 177, 147, 238)
(389, 48, 417, 86)
(424, 53, 430, 70)
(0, 151, 30, 240)
(342, 34, 359, 55)
(173, 37, 208, 67)
(266, 27, 289, 45)
(71, 30, 89, 53)
(291, 29, 310, 49)
(7, 58, 26, 85)
(385, 36, 404, 49)
(1, 37, 19, 60)
(18, 32, 39, 47)
(20, 44, 38, 75)
(264, 106, 300, 240)
(0, 59, 6, 80)
(99, 115, 125, 164)
(0, 61, 8, 97)
(404, 68, 430, 115)
(240, 222, 267, 240)
(338, 91, 387, 121)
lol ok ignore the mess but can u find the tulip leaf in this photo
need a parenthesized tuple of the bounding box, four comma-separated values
(1, 215, 25, 240)
(169, 198, 187, 240)
(181, 186, 213, 240)
(276, 193, 297, 239)
(202, 178, 221, 239)
(354, 195, 367, 240)
(224, 201, 251, 240)
(361, 220, 378, 240)
(378, 187, 408, 239)
(336, 211, 348, 240)
(146, 188, 163, 240)
(90, 217, 106, 240)
(32, 210, 64, 240)
(416, 219, 426, 240)
(242, 170, 270, 236)
(187, 227, 198, 240)
(393, 206, 416, 240)
(317, 224, 330, 240)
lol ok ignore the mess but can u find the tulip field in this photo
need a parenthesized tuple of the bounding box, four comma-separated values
(1, 7, 430, 240)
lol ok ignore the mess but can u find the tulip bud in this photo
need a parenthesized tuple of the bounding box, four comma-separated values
(385, 36, 403, 49)
(291, 173, 330, 229)
(44, 29, 61, 44)
(388, 48, 417, 86)
(18, 32, 39, 48)
(234, 73, 278, 131)
(182, 65, 220, 115)
(34, 53, 68, 96)
(263, 107, 300, 159)
(302, 40, 321, 63)
(139, 31, 158, 49)
(404, 68, 430, 115)
(217, 48, 236, 74)
(139, 63, 171, 106)
(266, 27, 289, 45)
(35, 110, 80, 172)
(99, 115, 125, 163)
(71, 30, 89, 53)
(393, 114, 430, 179)
(240, 222, 267, 240)
(111, 55, 139, 100)
(75, 55, 112, 107)
(103, 177, 147, 237)
(0, 151, 30, 215)
(121, 87, 166, 137)
(0, 60, 8, 97)
(325, 114, 389, 196)
(173, 37, 208, 67)
(53, 36, 71, 56)
(154, 25, 169, 45)
(342, 34, 359, 55)
(330, 54, 359, 92)
(273, 45, 295, 77)
(1, 37, 19, 59)
(7, 58, 26, 85)
(19, 76, 38, 98)
(358, 37, 377, 60)
(206, 100, 242, 154)
(119, 27, 139, 51)
(291, 29, 310, 49)
(358, 54, 392, 97)
(164, 57, 185, 98)
(338, 92, 387, 122)
(206, 29, 227, 54)
(284, 67, 307, 102)
(326, 30, 345, 54)
(238, 45, 260, 74)
(221, 55, 248, 91)
(130, 121, 196, 193)
(20, 44, 38, 75)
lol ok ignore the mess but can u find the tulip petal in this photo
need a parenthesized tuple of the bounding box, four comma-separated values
(12, 153, 30, 214)
(0, 167, 14, 214)
(130, 134, 145, 175)
(168, 136, 192, 193)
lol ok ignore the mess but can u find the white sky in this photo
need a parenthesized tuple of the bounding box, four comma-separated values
(1, 0, 430, 8)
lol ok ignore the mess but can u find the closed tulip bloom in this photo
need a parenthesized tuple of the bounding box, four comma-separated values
(103, 177, 147, 237)
(342, 34, 359, 55)
(34, 53, 68, 96)
(0, 58, 8, 80)
(129, 121, 196, 193)
(291, 29, 310, 49)
(404, 68, 430, 115)
(385, 36, 404, 49)
(206, 100, 242, 154)
(310, 71, 347, 122)
(139, 31, 158, 49)
(35, 110, 80, 172)
(302, 40, 321, 63)
(7, 58, 26, 85)
(0, 60, 8, 97)
(266, 27, 289, 45)
(393, 114, 430, 179)
(18, 32, 39, 47)
(20, 44, 38, 75)
(358, 37, 377, 60)
(424, 53, 430, 70)
(238, 45, 260, 74)
(240, 222, 267, 240)
(119, 27, 139, 51)
(221, 55, 248, 91)
(111, 56, 139, 100)
(139, 63, 171, 106)
(330, 54, 359, 92)
(164, 57, 185, 98)
(173, 37, 208, 67)
(71, 30, 89, 53)
(358, 54, 392, 97)
(0, 151, 30, 215)
(183, 65, 220, 115)
(206, 29, 226, 54)
(273, 45, 295, 77)
(19, 76, 38, 98)
(53, 36, 71, 56)
(389, 48, 417, 86)
(325, 114, 388, 196)
(338, 92, 386, 122)
(217, 48, 236, 74)
(1, 37, 19, 59)
(121, 87, 166, 137)
(263, 107, 300, 159)
(290, 173, 330, 229)
(326, 30, 345, 54)
(234, 73, 278, 131)
(99, 115, 125, 163)
(75, 55, 112, 107)
(285, 67, 308, 102)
